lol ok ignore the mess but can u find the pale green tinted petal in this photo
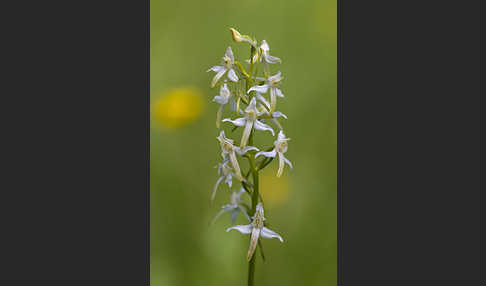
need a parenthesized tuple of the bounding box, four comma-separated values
(275, 88, 284, 98)
(254, 120, 275, 136)
(265, 55, 281, 64)
(211, 68, 227, 88)
(268, 71, 282, 82)
(227, 68, 238, 82)
(277, 130, 286, 141)
(247, 227, 261, 261)
(277, 152, 285, 177)
(255, 149, 277, 159)
(260, 40, 269, 52)
(236, 146, 259, 155)
(222, 117, 246, 127)
(226, 224, 253, 234)
(229, 151, 243, 181)
(272, 111, 287, 119)
(240, 119, 254, 148)
(261, 227, 284, 242)
(257, 94, 271, 110)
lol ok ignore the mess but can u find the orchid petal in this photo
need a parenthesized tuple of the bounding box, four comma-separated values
(226, 224, 253, 234)
(261, 227, 284, 242)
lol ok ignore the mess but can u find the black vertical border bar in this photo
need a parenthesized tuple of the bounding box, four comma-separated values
(146, 0, 151, 283)
(337, 0, 343, 285)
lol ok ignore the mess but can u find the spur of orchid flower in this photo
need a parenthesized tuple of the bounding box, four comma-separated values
(227, 202, 284, 261)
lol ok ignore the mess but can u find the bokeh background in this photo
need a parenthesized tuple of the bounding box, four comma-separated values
(150, 0, 336, 285)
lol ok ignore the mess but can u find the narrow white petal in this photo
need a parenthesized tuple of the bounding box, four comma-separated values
(248, 84, 269, 94)
(268, 71, 282, 82)
(276, 88, 284, 98)
(247, 227, 261, 261)
(238, 206, 251, 222)
(254, 120, 275, 136)
(265, 55, 281, 64)
(207, 65, 224, 73)
(236, 146, 259, 155)
(257, 94, 271, 110)
(283, 155, 293, 169)
(222, 117, 246, 127)
(277, 130, 286, 141)
(272, 111, 287, 119)
(240, 120, 254, 148)
(245, 97, 258, 112)
(226, 224, 253, 234)
(261, 227, 284, 242)
(211, 176, 224, 201)
(255, 149, 277, 159)
(211, 208, 230, 225)
(225, 46, 235, 62)
(211, 68, 227, 88)
(227, 68, 239, 82)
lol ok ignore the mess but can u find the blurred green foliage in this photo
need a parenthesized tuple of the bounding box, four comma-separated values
(151, 0, 336, 285)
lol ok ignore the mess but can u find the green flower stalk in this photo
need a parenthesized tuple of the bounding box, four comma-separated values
(207, 27, 293, 286)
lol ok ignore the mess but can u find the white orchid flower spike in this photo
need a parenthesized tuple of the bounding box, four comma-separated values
(212, 188, 251, 225)
(248, 72, 284, 112)
(217, 130, 259, 181)
(222, 97, 274, 148)
(207, 46, 239, 88)
(227, 202, 284, 261)
(255, 130, 292, 177)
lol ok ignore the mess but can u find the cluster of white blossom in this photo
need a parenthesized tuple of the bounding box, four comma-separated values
(207, 28, 292, 261)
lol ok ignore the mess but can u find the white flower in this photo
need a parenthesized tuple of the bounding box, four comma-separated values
(207, 46, 239, 88)
(222, 97, 275, 148)
(248, 72, 284, 112)
(211, 159, 235, 201)
(213, 83, 235, 128)
(217, 130, 259, 181)
(255, 130, 292, 177)
(246, 40, 281, 64)
(260, 40, 281, 64)
(226, 202, 283, 261)
(212, 188, 250, 225)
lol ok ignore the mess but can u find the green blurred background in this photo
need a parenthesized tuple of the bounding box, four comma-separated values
(150, 0, 336, 285)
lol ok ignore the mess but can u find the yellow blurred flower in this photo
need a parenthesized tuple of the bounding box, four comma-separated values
(152, 87, 204, 129)
(260, 169, 290, 208)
